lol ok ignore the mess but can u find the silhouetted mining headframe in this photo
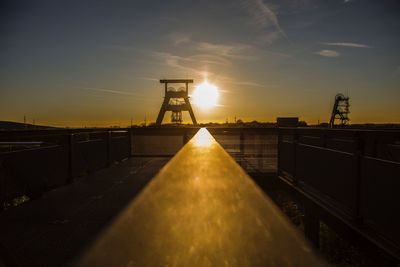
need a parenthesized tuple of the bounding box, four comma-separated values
(156, 79, 197, 126)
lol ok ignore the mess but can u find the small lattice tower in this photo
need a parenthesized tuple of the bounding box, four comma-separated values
(156, 79, 197, 126)
(329, 93, 350, 128)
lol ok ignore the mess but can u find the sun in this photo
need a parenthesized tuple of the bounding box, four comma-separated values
(192, 80, 219, 109)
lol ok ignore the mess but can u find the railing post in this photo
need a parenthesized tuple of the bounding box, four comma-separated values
(322, 129, 327, 148)
(67, 133, 74, 184)
(277, 128, 282, 176)
(257, 134, 263, 171)
(372, 132, 378, 158)
(240, 130, 245, 169)
(293, 129, 298, 185)
(354, 131, 364, 223)
(106, 130, 112, 167)
(128, 128, 133, 157)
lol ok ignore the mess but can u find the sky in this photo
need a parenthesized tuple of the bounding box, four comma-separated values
(1, 0, 399, 127)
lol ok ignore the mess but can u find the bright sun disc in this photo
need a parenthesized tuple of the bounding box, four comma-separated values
(192, 80, 219, 109)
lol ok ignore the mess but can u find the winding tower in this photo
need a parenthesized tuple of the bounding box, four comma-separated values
(156, 79, 197, 126)
(329, 93, 350, 128)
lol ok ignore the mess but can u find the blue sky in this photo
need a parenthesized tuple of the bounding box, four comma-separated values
(1, 0, 399, 126)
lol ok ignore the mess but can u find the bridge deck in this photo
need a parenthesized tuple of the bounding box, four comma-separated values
(0, 129, 326, 266)
(79, 129, 325, 266)
(0, 157, 169, 266)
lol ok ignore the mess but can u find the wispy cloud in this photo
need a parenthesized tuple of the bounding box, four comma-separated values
(314, 50, 340, 57)
(167, 32, 191, 46)
(194, 42, 257, 60)
(77, 87, 137, 96)
(224, 80, 265, 87)
(151, 52, 206, 75)
(138, 77, 159, 82)
(167, 32, 258, 61)
(243, 0, 287, 38)
(256, 31, 281, 45)
(214, 74, 265, 88)
(152, 52, 229, 77)
(75, 87, 153, 100)
(151, 51, 264, 89)
(188, 54, 232, 66)
(322, 42, 372, 48)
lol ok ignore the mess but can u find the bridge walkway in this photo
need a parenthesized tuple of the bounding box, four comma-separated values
(0, 158, 169, 266)
(79, 129, 325, 266)
(0, 129, 325, 266)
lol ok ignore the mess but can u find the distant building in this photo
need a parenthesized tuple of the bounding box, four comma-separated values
(276, 117, 299, 127)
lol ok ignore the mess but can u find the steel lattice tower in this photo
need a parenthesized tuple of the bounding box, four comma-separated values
(329, 93, 350, 128)
(156, 79, 197, 126)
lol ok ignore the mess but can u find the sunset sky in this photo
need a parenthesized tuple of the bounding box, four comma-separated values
(1, 0, 399, 127)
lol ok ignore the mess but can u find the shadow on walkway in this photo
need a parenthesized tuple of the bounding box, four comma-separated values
(0, 157, 169, 267)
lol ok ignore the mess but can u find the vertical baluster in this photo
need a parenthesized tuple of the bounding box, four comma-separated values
(354, 131, 364, 223)
(67, 133, 74, 183)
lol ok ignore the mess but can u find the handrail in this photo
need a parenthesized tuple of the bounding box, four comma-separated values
(78, 128, 325, 266)
(277, 127, 400, 262)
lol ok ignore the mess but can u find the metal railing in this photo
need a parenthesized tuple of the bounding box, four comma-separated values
(78, 128, 325, 266)
(0, 129, 131, 205)
(1, 126, 399, 263)
(130, 127, 279, 174)
(208, 127, 278, 174)
(130, 127, 199, 157)
(277, 127, 400, 256)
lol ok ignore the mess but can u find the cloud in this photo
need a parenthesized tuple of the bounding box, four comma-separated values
(151, 52, 206, 75)
(194, 42, 257, 60)
(75, 86, 153, 100)
(78, 87, 137, 96)
(256, 31, 281, 45)
(167, 32, 191, 46)
(137, 77, 159, 82)
(224, 80, 265, 87)
(152, 53, 239, 82)
(151, 51, 264, 89)
(167, 32, 258, 61)
(243, 0, 287, 38)
(314, 50, 340, 57)
(322, 42, 372, 48)
(187, 54, 232, 66)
